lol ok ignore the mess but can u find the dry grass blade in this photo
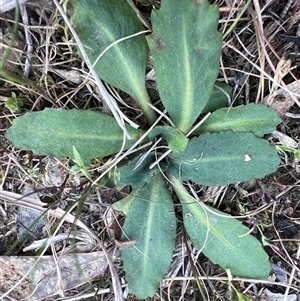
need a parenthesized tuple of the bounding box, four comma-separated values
(52, 0, 133, 139)
(0, 0, 29, 13)
(0, 190, 97, 235)
(0, 251, 109, 300)
(0, 189, 124, 300)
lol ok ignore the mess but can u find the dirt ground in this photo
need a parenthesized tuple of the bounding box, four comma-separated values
(0, 0, 300, 300)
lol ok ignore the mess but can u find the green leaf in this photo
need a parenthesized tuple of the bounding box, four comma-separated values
(121, 174, 176, 298)
(116, 152, 168, 188)
(69, 164, 81, 174)
(71, 0, 156, 124)
(168, 175, 270, 280)
(183, 203, 270, 279)
(169, 131, 280, 186)
(112, 187, 142, 215)
(276, 145, 300, 161)
(5, 96, 23, 113)
(194, 104, 281, 136)
(72, 146, 85, 167)
(5, 109, 143, 164)
(0, 68, 30, 86)
(201, 82, 232, 113)
(149, 125, 188, 152)
(234, 289, 251, 301)
(147, 0, 222, 133)
(71, 147, 92, 181)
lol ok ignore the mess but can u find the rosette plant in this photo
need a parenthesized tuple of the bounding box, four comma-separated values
(5, 0, 281, 298)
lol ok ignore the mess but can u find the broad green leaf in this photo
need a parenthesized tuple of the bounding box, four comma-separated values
(116, 152, 168, 188)
(5, 109, 143, 164)
(194, 104, 281, 136)
(71, 0, 156, 124)
(201, 82, 232, 113)
(183, 203, 270, 279)
(147, 0, 222, 133)
(169, 175, 270, 279)
(169, 131, 280, 186)
(121, 174, 176, 298)
(149, 125, 188, 152)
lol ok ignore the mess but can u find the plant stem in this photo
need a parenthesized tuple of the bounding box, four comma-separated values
(167, 172, 193, 204)
(135, 86, 157, 126)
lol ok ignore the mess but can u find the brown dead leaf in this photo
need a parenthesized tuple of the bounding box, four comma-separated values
(263, 80, 300, 117)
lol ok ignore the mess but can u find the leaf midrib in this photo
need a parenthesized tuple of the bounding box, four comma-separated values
(203, 117, 270, 130)
(179, 17, 192, 132)
(189, 203, 246, 259)
(141, 185, 156, 278)
(99, 22, 145, 100)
